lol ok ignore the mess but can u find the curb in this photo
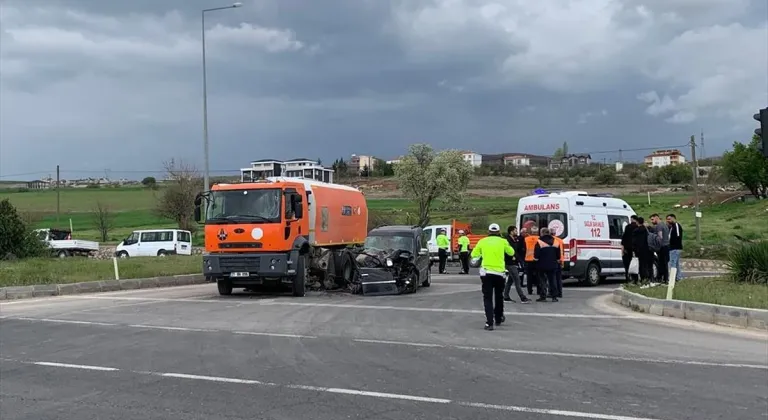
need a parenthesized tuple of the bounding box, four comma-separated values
(612, 288, 768, 332)
(0, 274, 206, 301)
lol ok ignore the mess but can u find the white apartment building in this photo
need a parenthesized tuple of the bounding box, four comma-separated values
(240, 158, 334, 183)
(461, 151, 483, 167)
(644, 150, 686, 168)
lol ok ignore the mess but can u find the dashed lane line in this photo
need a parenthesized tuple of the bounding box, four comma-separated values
(2, 357, 666, 420)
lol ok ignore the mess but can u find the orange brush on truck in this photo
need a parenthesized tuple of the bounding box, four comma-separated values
(450, 219, 487, 253)
(194, 177, 368, 297)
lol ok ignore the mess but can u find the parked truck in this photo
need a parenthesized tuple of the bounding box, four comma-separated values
(194, 177, 368, 297)
(34, 228, 100, 258)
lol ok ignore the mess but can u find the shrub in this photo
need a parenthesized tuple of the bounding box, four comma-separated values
(594, 169, 618, 185)
(0, 199, 47, 259)
(726, 241, 768, 284)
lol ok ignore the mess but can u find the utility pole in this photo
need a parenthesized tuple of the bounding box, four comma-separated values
(56, 165, 61, 224)
(700, 129, 706, 160)
(689, 135, 701, 241)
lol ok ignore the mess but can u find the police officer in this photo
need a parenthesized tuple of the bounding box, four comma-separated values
(457, 230, 471, 274)
(436, 228, 450, 274)
(470, 223, 516, 331)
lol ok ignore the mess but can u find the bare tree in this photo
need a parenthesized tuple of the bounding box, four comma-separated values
(157, 159, 201, 232)
(93, 201, 114, 242)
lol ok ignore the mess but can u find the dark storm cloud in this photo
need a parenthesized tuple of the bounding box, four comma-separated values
(0, 0, 765, 179)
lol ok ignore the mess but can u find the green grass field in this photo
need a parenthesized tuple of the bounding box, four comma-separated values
(0, 256, 202, 287)
(625, 278, 768, 310)
(2, 184, 766, 258)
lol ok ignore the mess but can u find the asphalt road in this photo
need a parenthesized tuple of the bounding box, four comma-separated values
(1, 273, 766, 420)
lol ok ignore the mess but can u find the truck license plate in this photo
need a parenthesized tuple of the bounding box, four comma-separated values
(230, 272, 249, 278)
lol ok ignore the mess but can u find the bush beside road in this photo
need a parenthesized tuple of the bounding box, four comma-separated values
(0, 256, 202, 287)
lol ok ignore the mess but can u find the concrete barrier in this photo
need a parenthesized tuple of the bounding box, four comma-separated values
(0, 274, 206, 301)
(613, 288, 768, 332)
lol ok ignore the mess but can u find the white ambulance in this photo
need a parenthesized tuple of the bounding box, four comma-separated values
(516, 191, 641, 286)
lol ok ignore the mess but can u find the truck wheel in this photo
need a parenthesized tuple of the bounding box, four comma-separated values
(57, 250, 69, 258)
(217, 280, 233, 296)
(341, 253, 355, 284)
(292, 255, 307, 297)
(584, 261, 601, 287)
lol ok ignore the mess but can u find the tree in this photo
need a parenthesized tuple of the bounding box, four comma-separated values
(157, 159, 200, 232)
(360, 164, 370, 177)
(394, 144, 473, 227)
(372, 158, 394, 177)
(0, 199, 47, 259)
(141, 176, 157, 189)
(92, 201, 114, 242)
(331, 158, 348, 178)
(533, 168, 550, 186)
(721, 135, 768, 198)
(594, 169, 619, 185)
(552, 141, 569, 160)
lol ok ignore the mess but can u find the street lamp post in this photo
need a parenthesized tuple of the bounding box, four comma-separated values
(202, 2, 242, 192)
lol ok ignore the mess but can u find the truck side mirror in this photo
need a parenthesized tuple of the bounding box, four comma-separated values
(194, 205, 202, 223)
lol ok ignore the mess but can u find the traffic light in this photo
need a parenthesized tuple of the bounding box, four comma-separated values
(755, 107, 768, 157)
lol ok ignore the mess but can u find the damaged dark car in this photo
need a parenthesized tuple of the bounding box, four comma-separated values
(355, 226, 432, 296)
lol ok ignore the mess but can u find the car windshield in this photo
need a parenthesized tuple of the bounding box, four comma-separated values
(364, 234, 412, 251)
(205, 188, 281, 223)
(519, 212, 568, 238)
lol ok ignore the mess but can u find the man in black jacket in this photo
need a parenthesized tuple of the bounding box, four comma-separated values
(631, 217, 653, 282)
(503, 226, 530, 303)
(666, 214, 684, 282)
(534, 228, 560, 302)
(621, 215, 638, 281)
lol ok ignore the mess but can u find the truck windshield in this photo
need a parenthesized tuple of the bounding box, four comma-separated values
(519, 212, 568, 238)
(205, 188, 281, 224)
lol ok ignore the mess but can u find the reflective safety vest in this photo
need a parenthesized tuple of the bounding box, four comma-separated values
(524, 235, 539, 262)
(553, 237, 565, 262)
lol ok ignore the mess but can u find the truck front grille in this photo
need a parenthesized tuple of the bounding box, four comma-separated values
(219, 257, 261, 272)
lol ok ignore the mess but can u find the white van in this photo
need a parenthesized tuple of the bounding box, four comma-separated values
(516, 191, 639, 286)
(422, 224, 456, 261)
(115, 229, 192, 258)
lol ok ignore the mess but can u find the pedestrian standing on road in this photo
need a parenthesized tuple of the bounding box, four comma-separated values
(621, 215, 638, 281)
(524, 226, 540, 296)
(649, 213, 670, 283)
(552, 234, 565, 299)
(666, 214, 684, 282)
(533, 227, 560, 302)
(504, 225, 530, 303)
(457, 230, 471, 274)
(631, 217, 653, 283)
(470, 223, 516, 331)
(436, 228, 450, 274)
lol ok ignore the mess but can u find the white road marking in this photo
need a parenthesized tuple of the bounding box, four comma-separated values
(18, 358, 666, 420)
(258, 301, 638, 318)
(233, 331, 317, 339)
(13, 317, 116, 326)
(459, 402, 662, 420)
(128, 325, 215, 332)
(160, 373, 269, 385)
(33, 362, 119, 371)
(353, 339, 768, 370)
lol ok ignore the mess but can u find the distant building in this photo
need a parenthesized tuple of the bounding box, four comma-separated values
(644, 149, 686, 168)
(615, 162, 624, 172)
(27, 180, 51, 190)
(350, 154, 377, 174)
(240, 158, 334, 183)
(385, 156, 403, 165)
(550, 154, 592, 169)
(503, 153, 550, 167)
(461, 151, 483, 167)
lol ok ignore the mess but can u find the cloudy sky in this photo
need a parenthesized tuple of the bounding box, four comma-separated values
(1, 0, 766, 180)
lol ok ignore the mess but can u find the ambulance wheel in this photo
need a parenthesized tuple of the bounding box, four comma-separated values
(584, 262, 602, 287)
(292, 255, 307, 297)
(217, 280, 233, 296)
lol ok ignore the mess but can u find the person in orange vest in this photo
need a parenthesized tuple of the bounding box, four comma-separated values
(533, 227, 561, 302)
(523, 226, 540, 296)
(552, 234, 565, 299)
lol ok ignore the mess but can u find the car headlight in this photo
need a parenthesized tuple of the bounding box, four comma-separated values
(386, 258, 393, 267)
